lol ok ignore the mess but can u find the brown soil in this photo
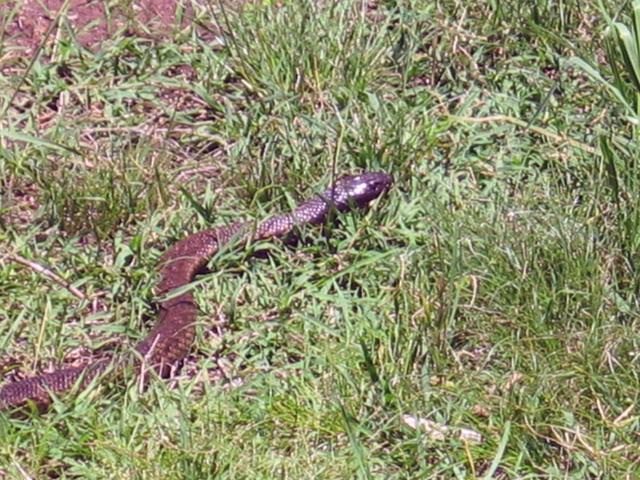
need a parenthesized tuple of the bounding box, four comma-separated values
(1, 0, 233, 53)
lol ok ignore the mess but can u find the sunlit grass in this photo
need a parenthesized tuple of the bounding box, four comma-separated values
(0, 0, 638, 477)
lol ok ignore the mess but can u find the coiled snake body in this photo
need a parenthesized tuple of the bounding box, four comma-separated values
(0, 172, 392, 411)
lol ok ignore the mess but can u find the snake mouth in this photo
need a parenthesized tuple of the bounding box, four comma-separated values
(361, 172, 394, 206)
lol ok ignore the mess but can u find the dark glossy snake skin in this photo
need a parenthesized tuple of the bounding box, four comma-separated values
(0, 172, 393, 411)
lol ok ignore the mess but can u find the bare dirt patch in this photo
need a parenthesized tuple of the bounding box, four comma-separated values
(1, 0, 233, 53)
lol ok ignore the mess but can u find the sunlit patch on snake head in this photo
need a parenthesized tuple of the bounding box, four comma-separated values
(325, 172, 393, 211)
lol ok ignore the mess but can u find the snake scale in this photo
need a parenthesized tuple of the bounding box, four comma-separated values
(0, 172, 393, 411)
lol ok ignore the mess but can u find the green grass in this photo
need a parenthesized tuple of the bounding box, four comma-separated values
(1, 0, 639, 477)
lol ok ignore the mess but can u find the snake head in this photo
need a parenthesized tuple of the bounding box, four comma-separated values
(325, 172, 393, 211)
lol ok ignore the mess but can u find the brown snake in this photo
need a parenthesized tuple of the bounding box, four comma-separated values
(0, 172, 393, 411)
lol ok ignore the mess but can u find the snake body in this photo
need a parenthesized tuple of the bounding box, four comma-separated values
(0, 172, 392, 411)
